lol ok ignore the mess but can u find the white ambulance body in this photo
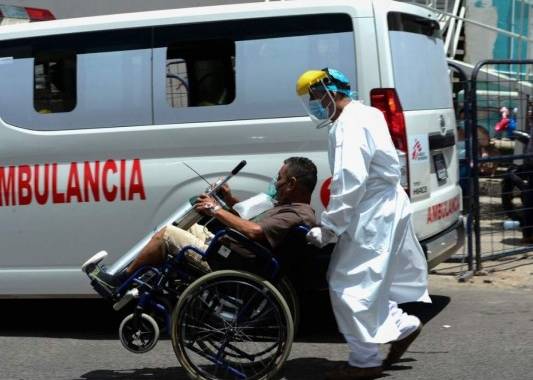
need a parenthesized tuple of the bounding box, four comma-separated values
(0, 0, 463, 297)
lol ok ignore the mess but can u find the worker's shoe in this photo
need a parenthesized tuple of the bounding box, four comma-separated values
(324, 364, 383, 380)
(383, 323, 423, 368)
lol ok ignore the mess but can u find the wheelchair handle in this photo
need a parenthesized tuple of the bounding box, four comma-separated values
(206, 160, 247, 197)
(231, 160, 247, 175)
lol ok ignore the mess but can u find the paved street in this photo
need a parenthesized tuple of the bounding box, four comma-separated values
(1, 276, 532, 380)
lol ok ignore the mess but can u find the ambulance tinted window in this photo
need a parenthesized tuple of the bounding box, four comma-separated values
(388, 12, 452, 111)
(34, 51, 76, 113)
(166, 40, 235, 108)
(0, 28, 151, 130)
(153, 14, 355, 124)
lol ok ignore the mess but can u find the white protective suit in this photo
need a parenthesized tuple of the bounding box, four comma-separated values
(321, 101, 431, 343)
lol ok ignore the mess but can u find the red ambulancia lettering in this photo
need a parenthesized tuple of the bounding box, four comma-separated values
(84, 161, 100, 202)
(66, 162, 83, 203)
(34, 164, 50, 205)
(128, 159, 146, 201)
(427, 196, 460, 223)
(18, 165, 32, 205)
(102, 159, 118, 202)
(0, 166, 15, 206)
(0, 159, 146, 207)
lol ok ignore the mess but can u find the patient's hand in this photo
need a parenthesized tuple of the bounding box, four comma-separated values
(195, 194, 221, 216)
(216, 182, 239, 207)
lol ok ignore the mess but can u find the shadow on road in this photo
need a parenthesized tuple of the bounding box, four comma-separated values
(0, 294, 450, 341)
(76, 367, 187, 380)
(0, 298, 121, 338)
(400, 294, 451, 326)
(77, 358, 399, 380)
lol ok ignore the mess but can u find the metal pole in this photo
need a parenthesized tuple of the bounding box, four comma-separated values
(464, 79, 474, 272)
(471, 60, 483, 272)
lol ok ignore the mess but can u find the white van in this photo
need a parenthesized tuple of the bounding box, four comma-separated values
(0, 0, 463, 297)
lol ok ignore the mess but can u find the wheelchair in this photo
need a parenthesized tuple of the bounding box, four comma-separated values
(81, 161, 326, 380)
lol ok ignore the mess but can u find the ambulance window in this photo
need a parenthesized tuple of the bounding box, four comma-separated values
(153, 14, 354, 124)
(166, 41, 235, 108)
(387, 12, 452, 111)
(0, 27, 151, 130)
(34, 51, 76, 113)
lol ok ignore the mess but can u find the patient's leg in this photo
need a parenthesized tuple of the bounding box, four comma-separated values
(126, 228, 167, 274)
(127, 224, 211, 274)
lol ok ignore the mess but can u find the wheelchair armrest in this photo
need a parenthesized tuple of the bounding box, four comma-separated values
(222, 228, 272, 256)
(205, 228, 280, 278)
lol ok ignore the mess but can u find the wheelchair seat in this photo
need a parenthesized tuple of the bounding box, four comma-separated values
(204, 228, 280, 280)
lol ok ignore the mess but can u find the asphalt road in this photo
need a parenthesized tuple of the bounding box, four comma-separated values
(1, 281, 532, 380)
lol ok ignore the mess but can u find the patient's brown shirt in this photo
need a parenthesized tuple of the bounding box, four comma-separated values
(251, 203, 316, 249)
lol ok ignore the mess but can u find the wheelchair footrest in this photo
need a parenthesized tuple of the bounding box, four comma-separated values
(90, 279, 114, 300)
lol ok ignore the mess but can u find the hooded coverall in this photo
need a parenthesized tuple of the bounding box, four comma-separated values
(321, 101, 431, 367)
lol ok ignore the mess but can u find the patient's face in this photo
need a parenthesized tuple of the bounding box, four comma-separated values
(275, 165, 292, 204)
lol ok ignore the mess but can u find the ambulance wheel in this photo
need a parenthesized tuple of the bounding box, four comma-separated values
(119, 313, 160, 354)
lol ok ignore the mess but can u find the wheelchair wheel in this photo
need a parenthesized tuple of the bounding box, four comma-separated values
(276, 276, 300, 335)
(171, 270, 294, 380)
(119, 313, 160, 354)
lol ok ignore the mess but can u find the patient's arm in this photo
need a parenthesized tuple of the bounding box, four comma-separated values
(195, 195, 266, 243)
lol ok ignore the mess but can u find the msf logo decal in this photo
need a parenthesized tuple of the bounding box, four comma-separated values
(411, 138, 428, 161)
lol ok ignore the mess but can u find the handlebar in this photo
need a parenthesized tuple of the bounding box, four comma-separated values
(231, 160, 247, 175)
(205, 160, 247, 198)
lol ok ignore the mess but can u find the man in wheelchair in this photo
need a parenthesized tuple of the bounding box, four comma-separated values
(87, 156, 317, 292)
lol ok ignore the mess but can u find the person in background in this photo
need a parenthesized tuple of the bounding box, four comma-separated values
(521, 106, 533, 244)
(476, 125, 498, 177)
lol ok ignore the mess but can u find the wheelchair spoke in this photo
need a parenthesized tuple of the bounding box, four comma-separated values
(173, 272, 293, 380)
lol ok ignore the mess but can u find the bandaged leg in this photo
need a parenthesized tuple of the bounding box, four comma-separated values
(127, 224, 212, 274)
(345, 335, 383, 368)
(164, 224, 210, 252)
(186, 223, 215, 244)
(164, 224, 212, 271)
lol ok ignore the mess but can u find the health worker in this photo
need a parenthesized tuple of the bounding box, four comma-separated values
(296, 68, 431, 380)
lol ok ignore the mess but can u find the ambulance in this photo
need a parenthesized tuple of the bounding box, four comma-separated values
(0, 0, 463, 297)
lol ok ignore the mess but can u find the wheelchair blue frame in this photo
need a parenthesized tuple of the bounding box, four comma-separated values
(108, 226, 302, 334)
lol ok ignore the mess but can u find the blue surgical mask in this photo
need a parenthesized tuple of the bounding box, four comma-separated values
(309, 99, 328, 120)
(265, 179, 277, 200)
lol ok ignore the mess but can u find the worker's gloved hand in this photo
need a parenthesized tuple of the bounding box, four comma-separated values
(306, 226, 336, 248)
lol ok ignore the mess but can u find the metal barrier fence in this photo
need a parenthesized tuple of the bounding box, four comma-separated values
(448, 62, 474, 273)
(469, 59, 533, 271)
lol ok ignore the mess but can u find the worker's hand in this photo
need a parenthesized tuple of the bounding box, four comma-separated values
(194, 194, 221, 216)
(306, 226, 336, 248)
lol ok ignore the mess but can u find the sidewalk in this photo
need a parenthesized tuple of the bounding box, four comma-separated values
(434, 252, 533, 290)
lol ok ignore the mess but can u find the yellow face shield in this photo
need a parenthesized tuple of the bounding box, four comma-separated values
(296, 70, 337, 128)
